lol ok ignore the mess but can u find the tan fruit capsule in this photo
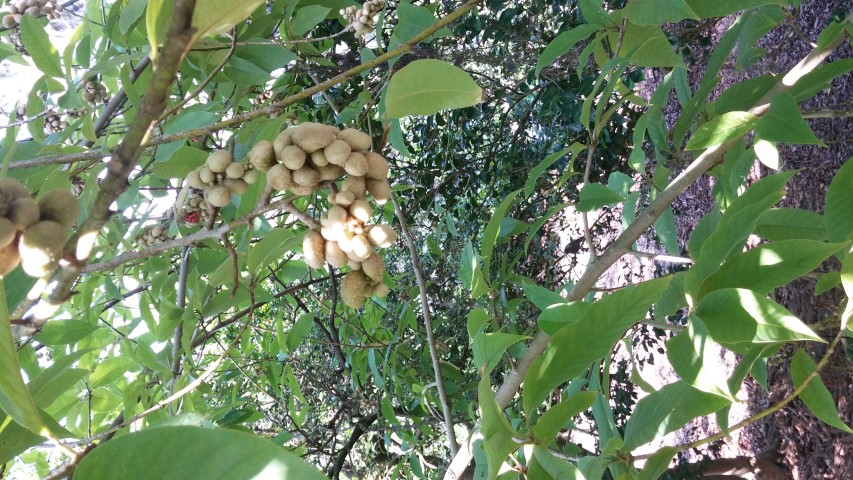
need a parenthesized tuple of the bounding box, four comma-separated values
(272, 129, 294, 157)
(310, 149, 329, 167)
(292, 167, 320, 187)
(249, 140, 276, 172)
(225, 162, 245, 179)
(2, 15, 16, 28)
(289, 184, 317, 196)
(242, 168, 259, 184)
(37, 190, 79, 229)
(325, 240, 348, 268)
(366, 178, 391, 205)
(365, 152, 389, 179)
(205, 186, 232, 207)
(321, 226, 342, 242)
(8, 197, 39, 230)
(292, 122, 336, 153)
(317, 164, 345, 181)
(367, 224, 397, 248)
(25, 6, 39, 16)
(323, 139, 352, 166)
(349, 199, 372, 223)
(344, 152, 369, 177)
(0, 241, 20, 277)
(337, 128, 372, 151)
(187, 169, 205, 189)
(361, 252, 385, 282)
(373, 282, 390, 298)
(280, 145, 307, 170)
(341, 270, 367, 308)
(0, 178, 30, 200)
(267, 164, 292, 191)
(19, 220, 65, 276)
(199, 166, 215, 184)
(223, 178, 249, 195)
(303, 231, 326, 269)
(341, 176, 366, 198)
(347, 258, 361, 270)
(0, 217, 16, 247)
(333, 190, 355, 207)
(206, 150, 232, 173)
(327, 205, 348, 225)
(351, 234, 372, 260)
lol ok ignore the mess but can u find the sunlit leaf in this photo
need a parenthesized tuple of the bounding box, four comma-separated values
(385, 60, 483, 118)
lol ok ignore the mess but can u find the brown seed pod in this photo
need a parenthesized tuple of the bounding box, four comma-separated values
(272, 129, 294, 158)
(361, 251, 385, 282)
(344, 152, 369, 177)
(19, 220, 65, 277)
(341, 176, 366, 198)
(310, 149, 329, 167)
(223, 178, 249, 195)
(242, 168, 260, 184)
(349, 199, 372, 223)
(0, 241, 20, 277)
(292, 122, 336, 153)
(0, 217, 16, 247)
(325, 240, 348, 268)
(8, 197, 39, 230)
(225, 162, 245, 179)
(372, 282, 390, 298)
(317, 164, 345, 181)
(2, 15, 16, 29)
(341, 270, 367, 308)
(187, 169, 205, 189)
(289, 184, 318, 197)
(366, 178, 391, 205)
(249, 140, 276, 172)
(337, 128, 372, 151)
(323, 139, 352, 166)
(347, 258, 361, 270)
(327, 205, 348, 225)
(334, 190, 355, 207)
(0, 178, 30, 200)
(205, 186, 232, 208)
(199, 166, 215, 184)
(280, 145, 307, 170)
(303, 230, 326, 269)
(350, 234, 372, 260)
(367, 225, 397, 248)
(206, 150, 232, 173)
(267, 164, 292, 191)
(365, 152, 389, 179)
(37, 190, 79, 229)
(292, 167, 320, 187)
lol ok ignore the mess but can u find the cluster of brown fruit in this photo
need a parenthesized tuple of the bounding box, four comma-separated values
(251, 90, 273, 105)
(340, 0, 385, 38)
(2, 0, 61, 27)
(44, 109, 68, 134)
(81, 80, 108, 105)
(137, 225, 169, 247)
(0, 179, 79, 278)
(180, 192, 212, 226)
(186, 150, 259, 208)
(7, 26, 25, 54)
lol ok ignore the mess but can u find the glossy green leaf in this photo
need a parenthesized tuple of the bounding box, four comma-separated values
(694, 288, 823, 348)
(667, 317, 734, 399)
(815, 272, 841, 295)
(621, 0, 698, 25)
(532, 391, 598, 443)
(467, 308, 491, 339)
(247, 229, 296, 274)
(535, 25, 600, 77)
(192, 0, 265, 40)
(538, 301, 590, 336)
(27, 349, 92, 407)
(754, 93, 822, 145)
(623, 380, 731, 450)
(478, 379, 522, 480)
(286, 313, 314, 352)
(617, 22, 685, 68)
(790, 349, 853, 433)
(145, 0, 171, 54)
(579, 0, 614, 26)
(825, 156, 853, 244)
(88, 356, 137, 389)
(685, 0, 795, 18)
(473, 333, 528, 376)
(152, 145, 208, 179)
(19, 15, 63, 78)
(685, 111, 758, 150)
(577, 183, 625, 212)
(460, 241, 489, 299)
(390, 2, 452, 46)
(529, 445, 585, 479)
(755, 208, 827, 241)
(35, 320, 96, 346)
(290, 6, 331, 36)
(385, 60, 483, 118)
(119, 0, 147, 36)
(481, 189, 520, 277)
(524, 144, 583, 197)
(522, 280, 567, 311)
(523, 277, 671, 414)
(74, 426, 327, 479)
(637, 447, 678, 480)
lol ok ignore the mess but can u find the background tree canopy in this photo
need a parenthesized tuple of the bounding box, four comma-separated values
(0, 0, 851, 479)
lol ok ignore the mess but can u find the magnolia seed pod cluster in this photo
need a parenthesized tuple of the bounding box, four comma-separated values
(186, 150, 259, 208)
(44, 109, 68, 134)
(340, 0, 385, 38)
(137, 225, 169, 247)
(2, 0, 61, 27)
(81, 80, 108, 105)
(0, 179, 79, 278)
(7, 27, 26, 55)
(180, 192, 212, 226)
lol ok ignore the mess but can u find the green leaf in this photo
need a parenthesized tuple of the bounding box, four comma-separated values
(74, 426, 327, 479)
(694, 289, 823, 349)
(523, 277, 671, 414)
(755, 208, 827, 241)
(685, 111, 758, 150)
(390, 2, 452, 47)
(710, 75, 776, 116)
(789, 59, 853, 102)
(478, 379, 522, 480)
(532, 391, 598, 443)
(35, 320, 96, 345)
(19, 15, 64, 78)
(621, 0, 699, 25)
(467, 308, 490, 339)
(192, 0, 265, 40)
(815, 272, 840, 295)
(825, 156, 853, 244)
(577, 183, 625, 212)
(524, 144, 583, 197)
(247, 229, 297, 274)
(754, 93, 822, 145)
(286, 313, 314, 352)
(473, 333, 528, 376)
(538, 301, 590, 336)
(460, 241, 489, 299)
(119, 0, 147, 35)
(535, 25, 601, 77)
(152, 146, 208, 179)
(88, 356, 137, 389)
(637, 447, 678, 480)
(616, 22, 685, 68)
(481, 190, 521, 278)
(145, 0, 171, 54)
(579, 0, 614, 26)
(27, 349, 92, 407)
(385, 60, 483, 118)
(290, 6, 331, 36)
(667, 317, 734, 399)
(790, 349, 853, 433)
(522, 280, 568, 311)
(684, 0, 795, 18)
(697, 240, 846, 299)
(529, 445, 585, 480)
(623, 380, 731, 450)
